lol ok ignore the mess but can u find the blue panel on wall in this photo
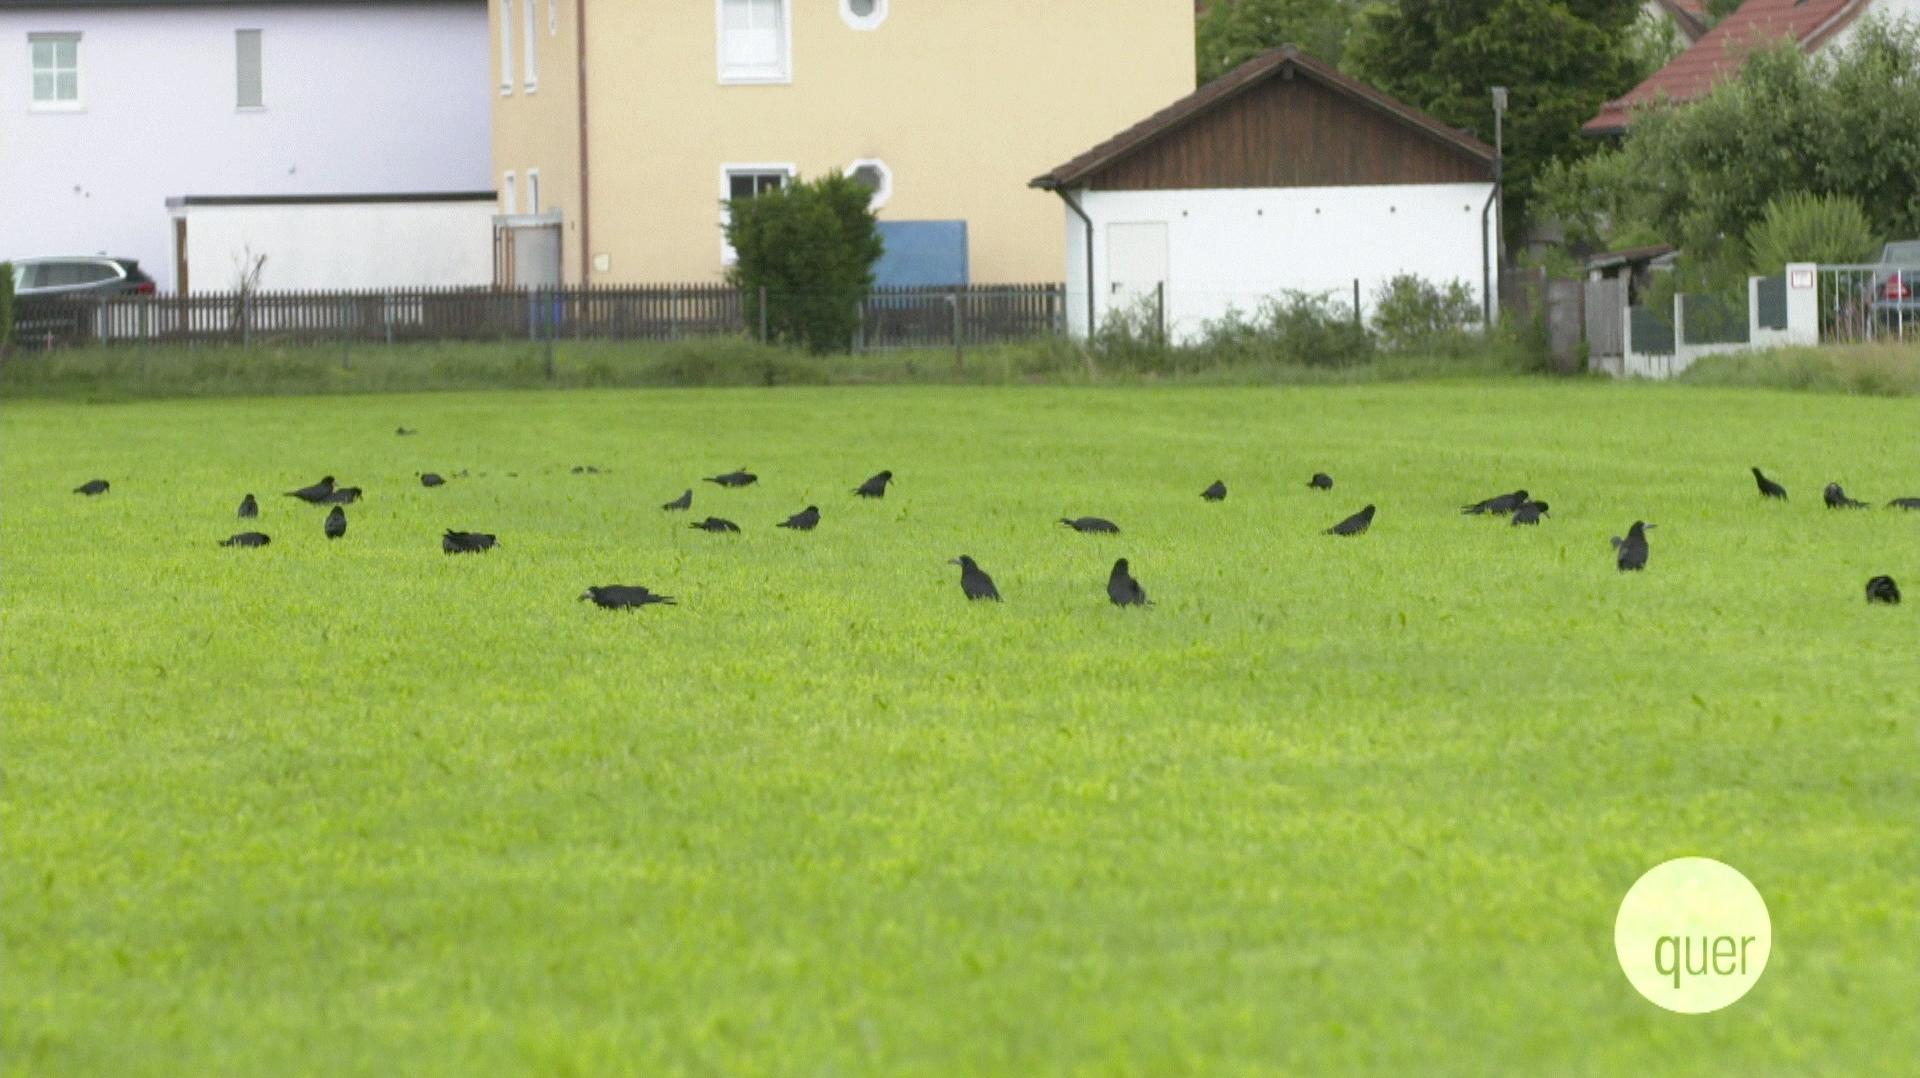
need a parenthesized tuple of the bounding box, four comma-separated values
(873, 220, 969, 287)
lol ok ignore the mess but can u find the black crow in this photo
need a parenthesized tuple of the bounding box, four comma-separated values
(237, 493, 258, 518)
(1462, 489, 1528, 515)
(73, 479, 110, 496)
(1510, 501, 1549, 526)
(778, 506, 820, 531)
(853, 471, 893, 498)
(1616, 521, 1653, 571)
(949, 555, 1001, 601)
(1308, 473, 1334, 490)
(571, 465, 603, 475)
(580, 585, 676, 609)
(704, 468, 757, 488)
(1107, 558, 1150, 606)
(287, 476, 335, 502)
(396, 426, 417, 436)
(442, 529, 497, 554)
(1059, 516, 1120, 534)
(1201, 480, 1227, 501)
(1327, 504, 1376, 536)
(691, 517, 741, 533)
(324, 506, 346, 540)
(1825, 482, 1868, 509)
(1752, 467, 1787, 500)
(1865, 575, 1901, 605)
(1886, 497, 1920, 511)
(419, 473, 446, 488)
(662, 489, 693, 511)
(319, 486, 363, 505)
(220, 532, 270, 548)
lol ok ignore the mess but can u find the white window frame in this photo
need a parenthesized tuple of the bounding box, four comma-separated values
(235, 29, 264, 110)
(839, 0, 887, 31)
(548, 0, 558, 35)
(526, 169, 541, 214)
(498, 0, 514, 94)
(28, 32, 82, 112)
(501, 171, 518, 214)
(521, 0, 537, 91)
(846, 158, 892, 210)
(715, 0, 792, 85)
(719, 162, 796, 263)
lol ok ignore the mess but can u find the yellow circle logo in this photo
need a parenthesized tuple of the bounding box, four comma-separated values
(1615, 857, 1771, 1013)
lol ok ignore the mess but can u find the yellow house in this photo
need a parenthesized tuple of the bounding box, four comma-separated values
(491, 0, 1195, 286)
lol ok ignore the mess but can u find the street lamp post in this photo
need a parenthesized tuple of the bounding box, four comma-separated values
(1484, 86, 1508, 327)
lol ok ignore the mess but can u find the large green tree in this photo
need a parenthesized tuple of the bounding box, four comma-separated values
(1195, 0, 1359, 82)
(1540, 18, 1920, 260)
(1344, 0, 1645, 246)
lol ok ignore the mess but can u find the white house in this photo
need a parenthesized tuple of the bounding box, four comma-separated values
(1032, 46, 1500, 343)
(0, 0, 492, 291)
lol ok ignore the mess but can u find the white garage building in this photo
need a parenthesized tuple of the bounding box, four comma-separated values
(1032, 46, 1500, 342)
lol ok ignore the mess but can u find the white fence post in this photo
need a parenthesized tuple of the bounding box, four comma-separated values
(1784, 262, 1818, 345)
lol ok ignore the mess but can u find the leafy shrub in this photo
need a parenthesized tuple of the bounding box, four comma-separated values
(1370, 274, 1480, 354)
(725, 171, 883, 355)
(1745, 192, 1879, 274)
(1262, 290, 1374, 366)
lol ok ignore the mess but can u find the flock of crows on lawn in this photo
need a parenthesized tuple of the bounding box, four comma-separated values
(68, 458, 1911, 609)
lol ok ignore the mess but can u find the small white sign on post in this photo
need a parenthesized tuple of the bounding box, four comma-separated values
(1784, 262, 1818, 345)
(1789, 267, 1815, 290)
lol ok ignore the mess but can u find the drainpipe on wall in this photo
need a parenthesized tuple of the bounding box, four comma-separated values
(575, 0, 591, 284)
(1054, 187, 1096, 338)
(1481, 183, 1498, 328)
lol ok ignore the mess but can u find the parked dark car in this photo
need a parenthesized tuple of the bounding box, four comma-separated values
(10, 256, 157, 298)
(1869, 240, 1920, 328)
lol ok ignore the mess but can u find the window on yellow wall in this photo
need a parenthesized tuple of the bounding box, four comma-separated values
(498, 0, 514, 93)
(502, 171, 517, 215)
(528, 170, 541, 214)
(720, 164, 795, 262)
(718, 0, 790, 84)
(521, 0, 537, 91)
(840, 0, 886, 30)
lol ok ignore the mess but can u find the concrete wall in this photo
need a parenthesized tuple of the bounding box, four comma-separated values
(506, 0, 1195, 285)
(1063, 183, 1499, 341)
(176, 199, 497, 291)
(0, 1, 491, 290)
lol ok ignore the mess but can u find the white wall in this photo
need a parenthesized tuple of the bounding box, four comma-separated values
(1063, 183, 1499, 342)
(1823, 0, 1920, 51)
(0, 2, 490, 290)
(178, 199, 496, 291)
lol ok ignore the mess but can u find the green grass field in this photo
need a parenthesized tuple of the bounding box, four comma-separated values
(4, 381, 1917, 1074)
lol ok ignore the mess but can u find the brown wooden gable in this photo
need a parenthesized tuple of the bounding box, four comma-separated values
(1033, 47, 1494, 193)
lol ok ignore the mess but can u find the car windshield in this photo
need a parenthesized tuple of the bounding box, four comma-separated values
(1882, 241, 1920, 265)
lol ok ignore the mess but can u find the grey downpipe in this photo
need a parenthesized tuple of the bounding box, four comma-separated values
(1055, 188, 1096, 338)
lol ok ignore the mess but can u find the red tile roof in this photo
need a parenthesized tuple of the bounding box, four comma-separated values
(1585, 0, 1871, 135)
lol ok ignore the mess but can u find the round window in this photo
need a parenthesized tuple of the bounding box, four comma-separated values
(846, 159, 892, 209)
(840, 0, 886, 30)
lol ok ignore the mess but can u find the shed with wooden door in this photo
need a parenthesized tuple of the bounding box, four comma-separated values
(1031, 45, 1499, 341)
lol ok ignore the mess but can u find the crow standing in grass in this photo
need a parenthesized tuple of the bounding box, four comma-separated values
(950, 555, 1001, 601)
(704, 468, 757, 488)
(324, 506, 347, 539)
(662, 489, 693, 511)
(396, 426, 417, 436)
(1308, 473, 1334, 490)
(319, 486, 363, 505)
(221, 532, 270, 548)
(419, 473, 446, 488)
(1865, 575, 1901, 605)
(691, 517, 741, 533)
(1825, 482, 1869, 509)
(1752, 467, 1788, 499)
(73, 479, 110, 496)
(237, 493, 258, 518)
(1327, 504, 1375, 536)
(778, 506, 820, 531)
(287, 476, 335, 502)
(1107, 558, 1150, 606)
(853, 471, 893, 498)
(1510, 501, 1548, 526)
(442, 529, 497, 554)
(1615, 522, 1653, 571)
(1202, 480, 1227, 501)
(580, 585, 676, 609)
(1888, 497, 1920, 511)
(1462, 489, 1528, 515)
(1059, 516, 1120, 534)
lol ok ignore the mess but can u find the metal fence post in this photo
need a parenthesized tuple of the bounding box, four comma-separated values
(384, 290, 394, 346)
(758, 286, 769, 344)
(1352, 279, 1362, 329)
(1154, 281, 1166, 346)
(950, 289, 963, 368)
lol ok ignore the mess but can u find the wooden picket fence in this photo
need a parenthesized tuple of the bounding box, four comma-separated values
(10, 282, 1066, 351)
